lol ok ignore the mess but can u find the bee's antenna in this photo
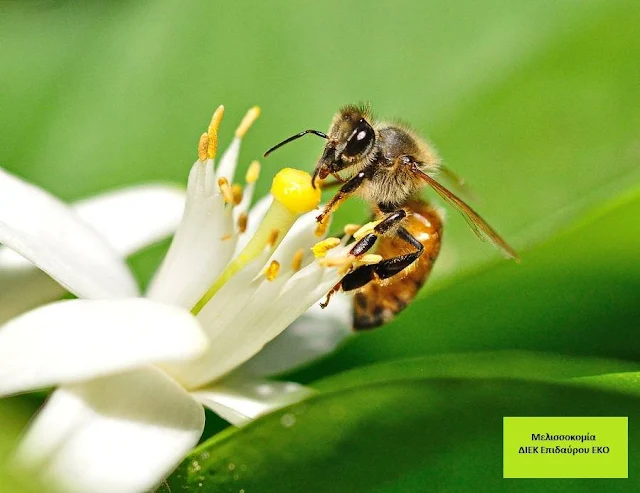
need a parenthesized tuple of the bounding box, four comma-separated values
(263, 129, 328, 157)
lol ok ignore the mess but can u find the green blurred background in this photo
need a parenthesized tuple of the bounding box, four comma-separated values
(1, 0, 639, 491)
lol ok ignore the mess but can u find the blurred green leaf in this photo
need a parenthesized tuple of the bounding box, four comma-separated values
(572, 372, 640, 397)
(311, 351, 640, 393)
(164, 379, 640, 492)
(0, 401, 51, 493)
(291, 189, 640, 382)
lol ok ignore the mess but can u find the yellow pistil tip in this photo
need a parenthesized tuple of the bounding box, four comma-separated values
(207, 105, 225, 159)
(353, 220, 382, 240)
(312, 237, 341, 258)
(197, 133, 209, 162)
(218, 177, 234, 204)
(231, 184, 243, 205)
(291, 248, 304, 272)
(246, 160, 261, 183)
(271, 168, 321, 214)
(235, 106, 261, 138)
(265, 260, 280, 281)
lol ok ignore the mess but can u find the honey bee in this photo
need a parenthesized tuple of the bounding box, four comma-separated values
(265, 104, 518, 329)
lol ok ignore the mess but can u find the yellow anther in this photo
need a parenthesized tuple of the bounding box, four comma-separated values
(291, 248, 304, 272)
(344, 223, 362, 236)
(237, 212, 248, 233)
(235, 106, 261, 138)
(358, 254, 383, 265)
(218, 177, 234, 204)
(312, 237, 341, 258)
(197, 133, 209, 162)
(270, 168, 321, 214)
(231, 184, 243, 205)
(207, 105, 225, 159)
(267, 228, 280, 247)
(221, 233, 233, 241)
(265, 260, 280, 281)
(245, 160, 261, 184)
(315, 215, 330, 237)
(353, 220, 382, 240)
(319, 256, 353, 275)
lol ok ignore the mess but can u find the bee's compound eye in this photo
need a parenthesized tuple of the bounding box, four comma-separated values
(343, 119, 374, 157)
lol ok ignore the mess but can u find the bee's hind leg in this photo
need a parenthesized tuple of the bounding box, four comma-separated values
(349, 209, 408, 257)
(342, 227, 424, 292)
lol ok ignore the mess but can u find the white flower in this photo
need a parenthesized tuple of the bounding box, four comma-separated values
(0, 106, 352, 493)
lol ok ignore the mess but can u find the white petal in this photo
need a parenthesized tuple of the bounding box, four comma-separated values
(0, 185, 186, 325)
(0, 168, 138, 298)
(171, 258, 343, 388)
(15, 367, 204, 493)
(215, 137, 241, 183)
(147, 160, 236, 309)
(191, 375, 314, 426)
(73, 184, 186, 257)
(240, 293, 353, 376)
(0, 298, 207, 396)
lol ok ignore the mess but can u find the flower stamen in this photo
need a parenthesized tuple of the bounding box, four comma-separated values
(312, 237, 341, 258)
(237, 212, 248, 233)
(315, 215, 330, 237)
(231, 184, 243, 205)
(267, 229, 280, 247)
(291, 248, 304, 272)
(197, 133, 209, 163)
(191, 168, 320, 315)
(217, 177, 234, 204)
(245, 161, 261, 184)
(353, 219, 382, 240)
(265, 260, 280, 281)
(207, 105, 225, 160)
(343, 223, 362, 237)
(235, 106, 261, 138)
(359, 253, 383, 265)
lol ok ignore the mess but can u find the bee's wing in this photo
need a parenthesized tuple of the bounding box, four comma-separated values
(437, 165, 478, 202)
(417, 169, 520, 261)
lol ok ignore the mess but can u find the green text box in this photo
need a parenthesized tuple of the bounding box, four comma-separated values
(503, 417, 627, 478)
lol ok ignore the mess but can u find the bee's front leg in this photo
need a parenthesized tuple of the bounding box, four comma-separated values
(316, 170, 369, 224)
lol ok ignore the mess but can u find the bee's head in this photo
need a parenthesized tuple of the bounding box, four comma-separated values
(263, 104, 376, 188)
(311, 105, 375, 186)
